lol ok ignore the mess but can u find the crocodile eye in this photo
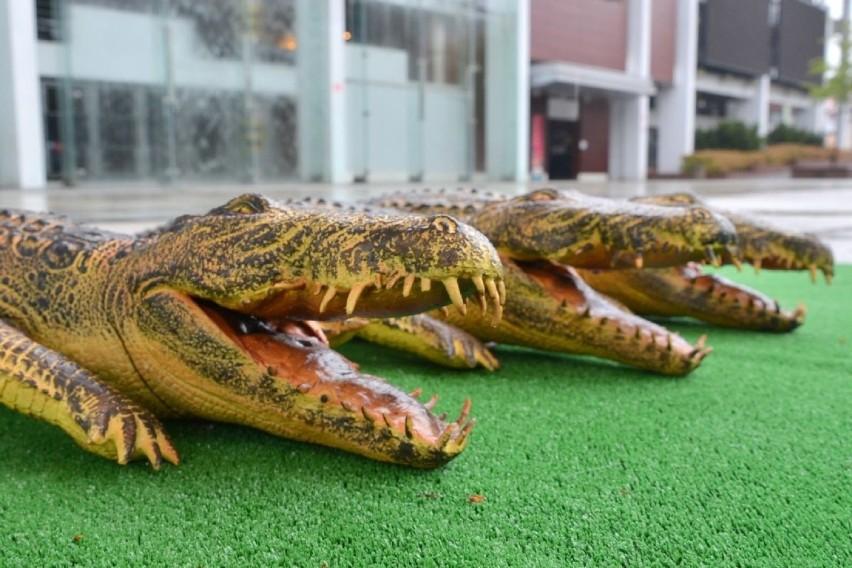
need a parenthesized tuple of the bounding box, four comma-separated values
(525, 189, 559, 202)
(690, 208, 711, 221)
(320, 394, 330, 403)
(431, 216, 458, 233)
(221, 194, 272, 215)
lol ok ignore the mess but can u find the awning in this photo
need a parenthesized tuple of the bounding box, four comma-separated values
(531, 61, 657, 98)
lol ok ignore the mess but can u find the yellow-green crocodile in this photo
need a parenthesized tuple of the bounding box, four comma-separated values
(361, 188, 741, 376)
(0, 194, 505, 469)
(577, 192, 835, 332)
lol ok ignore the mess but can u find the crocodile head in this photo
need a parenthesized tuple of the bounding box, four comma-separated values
(471, 189, 738, 269)
(634, 192, 835, 283)
(147, 194, 505, 320)
(116, 194, 501, 467)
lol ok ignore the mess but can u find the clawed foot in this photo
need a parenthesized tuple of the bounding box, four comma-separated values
(81, 393, 180, 469)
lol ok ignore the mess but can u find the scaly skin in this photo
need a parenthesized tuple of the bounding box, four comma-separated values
(0, 195, 505, 468)
(365, 188, 730, 375)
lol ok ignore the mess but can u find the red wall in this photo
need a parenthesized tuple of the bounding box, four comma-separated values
(651, 0, 677, 84)
(530, 0, 627, 71)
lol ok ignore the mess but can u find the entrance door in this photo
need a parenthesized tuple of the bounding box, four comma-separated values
(547, 120, 579, 180)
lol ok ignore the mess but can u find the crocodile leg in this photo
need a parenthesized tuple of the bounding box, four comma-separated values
(577, 263, 806, 332)
(348, 315, 500, 371)
(0, 319, 179, 468)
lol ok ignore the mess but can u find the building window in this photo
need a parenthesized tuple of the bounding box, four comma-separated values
(36, 0, 61, 41)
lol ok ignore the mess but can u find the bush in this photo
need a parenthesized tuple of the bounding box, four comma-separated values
(766, 123, 823, 146)
(682, 144, 852, 177)
(695, 121, 762, 151)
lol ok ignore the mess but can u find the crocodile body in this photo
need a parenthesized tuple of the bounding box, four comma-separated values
(0, 195, 505, 468)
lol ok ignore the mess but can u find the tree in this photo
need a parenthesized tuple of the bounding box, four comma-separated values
(810, 18, 852, 150)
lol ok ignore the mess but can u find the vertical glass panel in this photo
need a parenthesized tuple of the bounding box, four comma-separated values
(99, 85, 137, 176)
(47, 0, 299, 184)
(345, 0, 482, 182)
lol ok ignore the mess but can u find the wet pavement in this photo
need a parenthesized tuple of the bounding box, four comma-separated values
(1, 177, 850, 262)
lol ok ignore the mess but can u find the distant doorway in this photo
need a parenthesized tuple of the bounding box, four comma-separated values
(547, 120, 579, 179)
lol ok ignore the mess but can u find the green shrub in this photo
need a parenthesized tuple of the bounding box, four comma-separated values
(766, 123, 823, 146)
(695, 121, 762, 151)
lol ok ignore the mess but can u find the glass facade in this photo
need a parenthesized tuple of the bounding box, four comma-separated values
(34, 0, 522, 185)
(344, 0, 484, 181)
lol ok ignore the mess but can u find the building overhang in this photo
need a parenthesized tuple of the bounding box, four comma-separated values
(531, 62, 656, 98)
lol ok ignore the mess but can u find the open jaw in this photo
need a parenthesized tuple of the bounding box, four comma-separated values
(186, 295, 475, 467)
(469, 189, 738, 270)
(576, 263, 807, 333)
(433, 258, 712, 376)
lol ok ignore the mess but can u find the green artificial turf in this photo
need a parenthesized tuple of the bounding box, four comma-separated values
(1, 266, 850, 567)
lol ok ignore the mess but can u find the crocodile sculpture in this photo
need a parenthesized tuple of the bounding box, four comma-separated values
(362, 188, 739, 375)
(576, 192, 835, 332)
(0, 194, 506, 468)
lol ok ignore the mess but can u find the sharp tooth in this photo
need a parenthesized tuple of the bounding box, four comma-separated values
(443, 277, 467, 315)
(825, 271, 833, 285)
(471, 275, 488, 312)
(753, 258, 762, 274)
(438, 423, 459, 446)
(345, 283, 366, 315)
(404, 415, 414, 439)
(731, 256, 743, 271)
(634, 253, 644, 269)
(705, 246, 720, 267)
(402, 274, 416, 297)
(386, 270, 404, 289)
(485, 278, 500, 307)
(373, 274, 383, 288)
(809, 265, 818, 283)
(424, 394, 438, 410)
(498, 280, 506, 305)
(420, 277, 432, 292)
(459, 418, 476, 440)
(362, 408, 378, 424)
(456, 398, 472, 425)
(311, 282, 324, 295)
(319, 287, 338, 313)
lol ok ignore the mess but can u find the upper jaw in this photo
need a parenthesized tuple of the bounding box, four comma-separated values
(471, 191, 737, 270)
(214, 268, 506, 323)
